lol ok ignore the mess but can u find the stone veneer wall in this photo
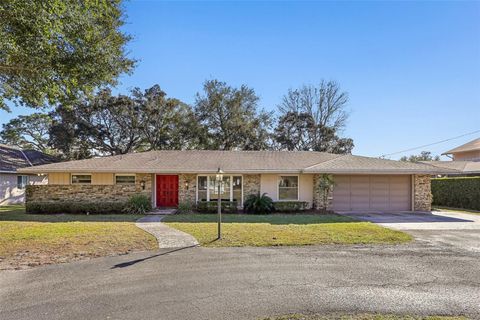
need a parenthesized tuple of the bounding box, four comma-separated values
(312, 174, 333, 210)
(26, 173, 153, 204)
(178, 174, 197, 204)
(413, 174, 432, 211)
(243, 174, 261, 198)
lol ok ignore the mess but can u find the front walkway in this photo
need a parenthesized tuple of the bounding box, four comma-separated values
(135, 215, 199, 249)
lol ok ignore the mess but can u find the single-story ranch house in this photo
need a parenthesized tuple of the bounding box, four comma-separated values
(18, 150, 451, 212)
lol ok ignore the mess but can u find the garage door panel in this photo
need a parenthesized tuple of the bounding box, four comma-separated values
(332, 175, 411, 211)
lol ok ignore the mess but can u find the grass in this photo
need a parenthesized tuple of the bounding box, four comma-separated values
(433, 206, 480, 216)
(0, 205, 157, 270)
(260, 314, 468, 320)
(163, 214, 412, 247)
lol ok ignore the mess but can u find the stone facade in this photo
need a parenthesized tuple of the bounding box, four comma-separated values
(178, 174, 197, 205)
(312, 174, 333, 210)
(243, 174, 261, 198)
(26, 173, 152, 204)
(413, 174, 432, 211)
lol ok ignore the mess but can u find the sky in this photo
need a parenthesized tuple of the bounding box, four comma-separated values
(1, 0, 479, 159)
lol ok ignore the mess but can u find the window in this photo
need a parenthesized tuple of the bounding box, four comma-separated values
(197, 176, 208, 201)
(71, 174, 91, 184)
(197, 175, 242, 205)
(278, 176, 298, 201)
(115, 175, 135, 185)
(17, 175, 29, 189)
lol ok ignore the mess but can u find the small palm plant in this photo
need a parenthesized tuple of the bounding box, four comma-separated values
(243, 193, 275, 214)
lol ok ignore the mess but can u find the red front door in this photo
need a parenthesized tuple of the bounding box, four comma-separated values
(156, 175, 179, 207)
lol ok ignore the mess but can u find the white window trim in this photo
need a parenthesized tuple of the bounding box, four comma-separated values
(115, 173, 136, 185)
(71, 173, 92, 185)
(277, 174, 300, 201)
(196, 174, 243, 206)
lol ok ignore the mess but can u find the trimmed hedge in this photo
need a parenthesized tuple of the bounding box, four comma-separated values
(273, 201, 309, 212)
(196, 200, 238, 213)
(431, 177, 480, 211)
(26, 201, 127, 214)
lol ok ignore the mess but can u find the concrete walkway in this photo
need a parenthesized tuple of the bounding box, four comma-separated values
(135, 215, 199, 249)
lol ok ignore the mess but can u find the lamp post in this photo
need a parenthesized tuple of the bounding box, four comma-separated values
(215, 167, 224, 240)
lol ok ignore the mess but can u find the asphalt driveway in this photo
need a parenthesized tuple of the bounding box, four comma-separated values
(339, 210, 480, 252)
(1, 241, 479, 320)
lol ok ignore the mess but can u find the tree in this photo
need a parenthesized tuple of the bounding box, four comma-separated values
(274, 81, 353, 154)
(194, 80, 273, 150)
(400, 151, 440, 162)
(133, 85, 199, 150)
(0, 0, 134, 111)
(49, 104, 92, 160)
(74, 89, 143, 156)
(0, 113, 53, 153)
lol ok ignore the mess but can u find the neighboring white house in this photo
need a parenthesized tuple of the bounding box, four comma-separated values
(0, 144, 58, 205)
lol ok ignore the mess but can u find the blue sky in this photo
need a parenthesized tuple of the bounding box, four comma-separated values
(1, 1, 479, 159)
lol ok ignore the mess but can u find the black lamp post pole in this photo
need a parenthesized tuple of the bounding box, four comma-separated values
(217, 181, 222, 239)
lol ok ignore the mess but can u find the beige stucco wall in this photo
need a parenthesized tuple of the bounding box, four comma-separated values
(260, 174, 313, 207)
(453, 150, 480, 161)
(48, 173, 118, 185)
(48, 173, 70, 185)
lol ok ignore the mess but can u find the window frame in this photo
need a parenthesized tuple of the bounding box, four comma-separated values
(71, 173, 92, 185)
(277, 175, 300, 201)
(17, 175, 29, 189)
(115, 174, 136, 185)
(196, 174, 243, 206)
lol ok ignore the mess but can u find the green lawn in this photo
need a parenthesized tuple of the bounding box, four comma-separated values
(0, 205, 156, 270)
(434, 206, 480, 216)
(163, 214, 412, 247)
(260, 314, 468, 320)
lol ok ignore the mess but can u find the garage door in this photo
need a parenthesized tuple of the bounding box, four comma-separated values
(332, 175, 411, 211)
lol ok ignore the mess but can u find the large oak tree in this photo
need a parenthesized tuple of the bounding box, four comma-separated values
(0, 0, 134, 111)
(194, 79, 273, 150)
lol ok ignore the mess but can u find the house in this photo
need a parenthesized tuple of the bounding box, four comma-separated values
(0, 144, 58, 205)
(421, 138, 480, 176)
(442, 138, 480, 161)
(17, 150, 452, 212)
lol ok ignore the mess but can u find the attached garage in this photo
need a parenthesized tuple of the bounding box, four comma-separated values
(332, 175, 411, 211)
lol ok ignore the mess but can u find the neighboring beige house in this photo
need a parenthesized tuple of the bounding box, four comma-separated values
(18, 150, 452, 212)
(0, 144, 58, 205)
(422, 138, 480, 176)
(442, 138, 480, 161)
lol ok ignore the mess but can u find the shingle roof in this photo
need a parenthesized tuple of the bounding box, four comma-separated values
(421, 160, 480, 174)
(0, 144, 59, 173)
(17, 150, 453, 174)
(443, 138, 480, 155)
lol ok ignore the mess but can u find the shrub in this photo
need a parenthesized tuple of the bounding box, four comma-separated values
(243, 193, 274, 214)
(26, 201, 126, 214)
(123, 194, 152, 214)
(273, 201, 310, 212)
(431, 177, 480, 211)
(196, 200, 238, 213)
(177, 201, 194, 214)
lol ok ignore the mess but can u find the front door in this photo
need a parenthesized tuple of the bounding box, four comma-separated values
(156, 175, 179, 207)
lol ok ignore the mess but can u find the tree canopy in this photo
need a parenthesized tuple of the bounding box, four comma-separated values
(0, 0, 134, 111)
(400, 151, 440, 162)
(0, 80, 356, 158)
(274, 81, 353, 153)
(194, 80, 273, 150)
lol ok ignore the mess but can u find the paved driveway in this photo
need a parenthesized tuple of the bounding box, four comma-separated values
(339, 210, 480, 252)
(1, 243, 479, 320)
